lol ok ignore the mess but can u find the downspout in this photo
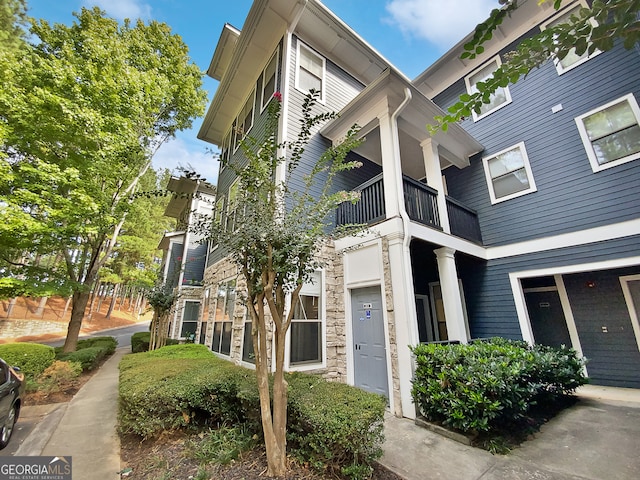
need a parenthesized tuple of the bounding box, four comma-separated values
(391, 87, 412, 251)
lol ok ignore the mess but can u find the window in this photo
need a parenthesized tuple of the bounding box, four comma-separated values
(289, 271, 323, 366)
(464, 56, 512, 121)
(242, 320, 254, 364)
(261, 51, 279, 110)
(233, 91, 255, 152)
(211, 279, 237, 355)
(209, 195, 225, 251)
(180, 301, 200, 339)
(200, 288, 211, 344)
(219, 132, 231, 172)
(226, 181, 240, 232)
(296, 42, 325, 102)
(575, 94, 640, 172)
(540, 2, 600, 75)
(482, 142, 537, 204)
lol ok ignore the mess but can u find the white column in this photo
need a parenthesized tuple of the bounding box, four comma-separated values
(378, 110, 401, 219)
(421, 138, 451, 234)
(434, 247, 468, 343)
(387, 233, 418, 419)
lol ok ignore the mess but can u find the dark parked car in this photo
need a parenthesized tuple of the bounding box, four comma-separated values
(0, 358, 24, 449)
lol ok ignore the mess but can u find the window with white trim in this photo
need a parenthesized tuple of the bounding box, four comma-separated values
(211, 279, 236, 356)
(575, 93, 640, 172)
(464, 56, 512, 121)
(289, 271, 323, 366)
(540, 1, 600, 75)
(261, 51, 279, 110)
(241, 318, 254, 364)
(482, 142, 537, 204)
(226, 180, 240, 232)
(180, 301, 200, 339)
(296, 42, 325, 102)
(233, 90, 255, 152)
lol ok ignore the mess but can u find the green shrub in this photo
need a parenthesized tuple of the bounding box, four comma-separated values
(287, 373, 386, 479)
(130, 331, 179, 353)
(118, 348, 385, 478)
(0, 342, 55, 378)
(410, 338, 587, 434)
(54, 336, 118, 371)
(131, 331, 150, 353)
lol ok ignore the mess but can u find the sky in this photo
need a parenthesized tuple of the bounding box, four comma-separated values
(25, 0, 499, 185)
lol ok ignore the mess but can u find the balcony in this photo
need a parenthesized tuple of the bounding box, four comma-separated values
(336, 173, 482, 244)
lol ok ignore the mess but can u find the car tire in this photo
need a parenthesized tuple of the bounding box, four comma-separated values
(0, 404, 17, 449)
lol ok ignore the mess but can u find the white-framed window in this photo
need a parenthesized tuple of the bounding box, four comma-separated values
(180, 300, 200, 339)
(261, 50, 279, 111)
(575, 93, 640, 172)
(288, 270, 324, 367)
(233, 90, 255, 152)
(464, 56, 512, 121)
(219, 131, 231, 173)
(241, 318, 255, 364)
(540, 1, 600, 75)
(226, 180, 240, 232)
(482, 142, 537, 204)
(209, 194, 225, 251)
(211, 279, 237, 356)
(295, 42, 325, 102)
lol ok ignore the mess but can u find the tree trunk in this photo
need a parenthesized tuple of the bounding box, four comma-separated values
(106, 283, 119, 318)
(35, 297, 48, 317)
(6, 298, 17, 317)
(63, 289, 90, 352)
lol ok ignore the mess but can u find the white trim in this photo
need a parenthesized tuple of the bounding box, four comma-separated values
(260, 49, 279, 112)
(464, 55, 512, 121)
(178, 299, 201, 340)
(575, 93, 640, 172)
(482, 141, 537, 204)
(295, 41, 326, 103)
(540, 0, 601, 75)
(554, 274, 586, 375)
(486, 218, 640, 260)
(619, 274, 640, 352)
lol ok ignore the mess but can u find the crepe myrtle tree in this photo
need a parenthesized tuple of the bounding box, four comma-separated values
(432, 0, 640, 132)
(197, 90, 363, 476)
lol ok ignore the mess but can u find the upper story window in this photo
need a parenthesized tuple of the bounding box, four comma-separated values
(226, 180, 241, 232)
(209, 194, 225, 251)
(482, 142, 537, 204)
(233, 90, 255, 152)
(261, 51, 279, 111)
(464, 56, 512, 121)
(575, 93, 640, 172)
(296, 42, 325, 102)
(540, 1, 600, 75)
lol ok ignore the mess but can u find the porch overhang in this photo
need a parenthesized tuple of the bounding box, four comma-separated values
(164, 177, 199, 218)
(320, 68, 483, 171)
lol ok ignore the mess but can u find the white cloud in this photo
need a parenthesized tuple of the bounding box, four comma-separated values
(152, 137, 219, 186)
(82, 0, 152, 21)
(385, 0, 499, 51)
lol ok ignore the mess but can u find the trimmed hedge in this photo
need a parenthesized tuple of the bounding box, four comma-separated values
(411, 338, 587, 434)
(56, 336, 118, 371)
(130, 331, 179, 353)
(0, 342, 55, 378)
(119, 345, 385, 479)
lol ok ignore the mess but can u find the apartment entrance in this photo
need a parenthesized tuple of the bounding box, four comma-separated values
(351, 286, 389, 398)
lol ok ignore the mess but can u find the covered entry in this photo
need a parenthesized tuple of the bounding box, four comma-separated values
(351, 286, 389, 398)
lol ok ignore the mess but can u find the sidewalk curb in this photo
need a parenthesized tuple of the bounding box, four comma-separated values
(14, 403, 68, 456)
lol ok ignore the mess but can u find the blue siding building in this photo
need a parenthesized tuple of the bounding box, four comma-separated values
(196, 0, 640, 418)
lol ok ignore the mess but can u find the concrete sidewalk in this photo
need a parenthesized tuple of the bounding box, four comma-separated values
(14, 348, 125, 479)
(380, 386, 640, 480)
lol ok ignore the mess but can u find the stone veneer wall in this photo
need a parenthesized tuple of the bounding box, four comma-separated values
(168, 286, 203, 339)
(199, 241, 349, 382)
(380, 237, 402, 416)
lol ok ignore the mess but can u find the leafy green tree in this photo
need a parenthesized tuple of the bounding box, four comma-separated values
(433, 0, 640, 131)
(0, 7, 207, 351)
(202, 90, 362, 476)
(0, 0, 27, 53)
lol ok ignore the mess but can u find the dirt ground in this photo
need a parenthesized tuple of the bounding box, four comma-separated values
(0, 295, 151, 344)
(120, 433, 403, 480)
